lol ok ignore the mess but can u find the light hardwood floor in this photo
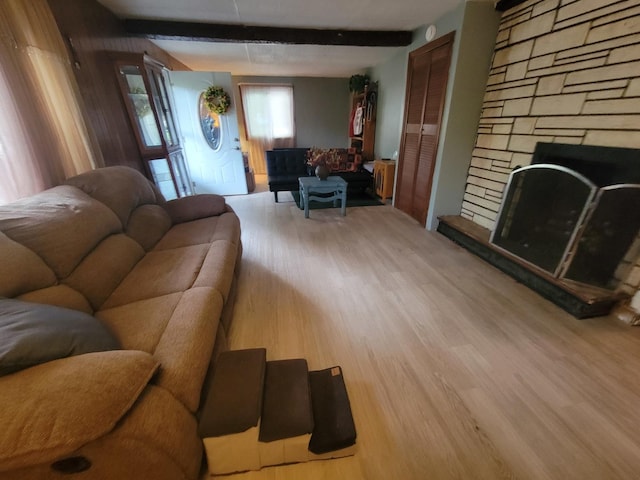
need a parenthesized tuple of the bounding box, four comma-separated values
(221, 186, 640, 480)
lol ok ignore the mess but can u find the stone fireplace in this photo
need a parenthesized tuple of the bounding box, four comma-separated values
(491, 142, 640, 292)
(438, 0, 640, 316)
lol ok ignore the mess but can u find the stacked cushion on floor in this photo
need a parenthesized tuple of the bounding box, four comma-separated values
(199, 349, 357, 475)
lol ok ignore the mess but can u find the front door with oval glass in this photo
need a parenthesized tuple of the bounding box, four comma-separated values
(170, 71, 247, 196)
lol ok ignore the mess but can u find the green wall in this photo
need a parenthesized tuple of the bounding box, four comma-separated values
(428, 1, 501, 229)
(371, 50, 408, 160)
(369, 0, 500, 230)
(231, 76, 350, 149)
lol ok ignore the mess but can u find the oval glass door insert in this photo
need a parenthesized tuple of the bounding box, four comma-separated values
(199, 92, 222, 151)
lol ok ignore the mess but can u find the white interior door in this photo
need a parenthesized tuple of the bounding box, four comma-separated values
(170, 71, 247, 195)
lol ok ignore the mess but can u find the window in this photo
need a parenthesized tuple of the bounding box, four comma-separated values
(238, 84, 295, 174)
(239, 84, 295, 140)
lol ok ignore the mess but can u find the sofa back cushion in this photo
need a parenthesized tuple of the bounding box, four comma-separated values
(266, 149, 309, 177)
(64, 166, 164, 227)
(126, 204, 172, 251)
(0, 232, 57, 298)
(0, 186, 122, 279)
(63, 234, 146, 310)
(18, 286, 94, 314)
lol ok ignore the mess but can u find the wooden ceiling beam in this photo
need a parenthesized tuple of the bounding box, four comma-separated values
(124, 19, 413, 47)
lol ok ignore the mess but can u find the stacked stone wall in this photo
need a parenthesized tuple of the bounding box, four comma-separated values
(464, 0, 640, 293)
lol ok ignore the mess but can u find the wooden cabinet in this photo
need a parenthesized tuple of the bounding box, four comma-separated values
(374, 160, 396, 202)
(114, 53, 192, 199)
(349, 82, 377, 162)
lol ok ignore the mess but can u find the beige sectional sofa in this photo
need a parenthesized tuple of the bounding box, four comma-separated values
(0, 166, 242, 479)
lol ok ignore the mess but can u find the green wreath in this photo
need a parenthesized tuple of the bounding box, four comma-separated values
(203, 86, 231, 115)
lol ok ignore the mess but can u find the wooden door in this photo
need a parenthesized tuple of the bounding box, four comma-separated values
(396, 32, 454, 226)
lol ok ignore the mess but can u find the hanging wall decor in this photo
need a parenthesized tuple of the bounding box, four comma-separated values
(203, 85, 231, 115)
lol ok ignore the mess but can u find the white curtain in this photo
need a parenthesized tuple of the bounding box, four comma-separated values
(0, 0, 101, 204)
(239, 84, 295, 174)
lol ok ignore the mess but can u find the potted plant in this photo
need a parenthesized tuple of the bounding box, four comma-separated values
(349, 74, 369, 94)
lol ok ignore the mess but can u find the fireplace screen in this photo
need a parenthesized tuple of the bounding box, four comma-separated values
(491, 165, 596, 276)
(563, 185, 640, 289)
(491, 161, 640, 291)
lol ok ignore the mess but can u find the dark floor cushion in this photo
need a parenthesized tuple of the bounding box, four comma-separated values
(308, 366, 357, 454)
(199, 348, 267, 438)
(0, 298, 120, 376)
(259, 359, 314, 443)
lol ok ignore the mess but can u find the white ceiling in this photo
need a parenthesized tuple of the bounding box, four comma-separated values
(97, 0, 483, 77)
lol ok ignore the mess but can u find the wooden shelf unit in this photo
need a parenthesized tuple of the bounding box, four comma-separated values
(349, 82, 377, 162)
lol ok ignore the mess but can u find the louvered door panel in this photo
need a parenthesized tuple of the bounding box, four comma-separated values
(395, 32, 454, 226)
(396, 49, 431, 218)
(396, 132, 420, 213)
(414, 45, 451, 225)
(414, 135, 437, 223)
(406, 55, 431, 124)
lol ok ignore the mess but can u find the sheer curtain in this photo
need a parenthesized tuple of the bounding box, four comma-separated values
(239, 84, 295, 174)
(0, 0, 100, 204)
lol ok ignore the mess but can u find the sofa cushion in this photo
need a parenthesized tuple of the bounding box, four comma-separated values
(0, 186, 122, 279)
(101, 244, 210, 309)
(63, 234, 145, 310)
(151, 287, 223, 412)
(154, 213, 240, 251)
(192, 240, 238, 301)
(268, 174, 308, 188)
(164, 194, 227, 225)
(99, 288, 223, 412)
(126, 204, 172, 251)
(17, 285, 93, 314)
(0, 350, 159, 471)
(266, 149, 309, 177)
(0, 232, 56, 298)
(64, 166, 162, 227)
(96, 293, 183, 353)
(0, 299, 120, 376)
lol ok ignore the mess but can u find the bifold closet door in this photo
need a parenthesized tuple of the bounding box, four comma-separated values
(396, 32, 454, 226)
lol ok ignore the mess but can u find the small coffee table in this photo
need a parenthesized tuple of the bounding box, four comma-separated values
(298, 176, 348, 218)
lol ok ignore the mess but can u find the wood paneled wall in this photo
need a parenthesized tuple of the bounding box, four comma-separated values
(47, 0, 188, 173)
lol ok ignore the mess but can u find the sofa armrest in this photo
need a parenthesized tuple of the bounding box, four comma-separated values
(164, 195, 227, 224)
(0, 351, 158, 472)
